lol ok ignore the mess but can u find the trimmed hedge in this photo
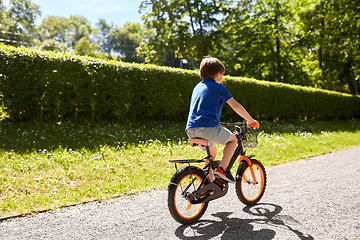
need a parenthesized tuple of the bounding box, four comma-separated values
(1, 43, 359, 121)
(0, 44, 199, 121)
(222, 77, 360, 120)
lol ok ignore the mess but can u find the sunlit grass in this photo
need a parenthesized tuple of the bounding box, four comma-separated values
(0, 119, 359, 217)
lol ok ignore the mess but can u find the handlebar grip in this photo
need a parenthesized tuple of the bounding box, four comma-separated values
(248, 122, 259, 129)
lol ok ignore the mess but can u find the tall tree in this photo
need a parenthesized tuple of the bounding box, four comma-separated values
(36, 15, 69, 51)
(0, 0, 4, 23)
(139, 0, 231, 67)
(300, 0, 360, 94)
(95, 20, 148, 63)
(321, 0, 359, 95)
(224, 0, 310, 85)
(37, 15, 94, 52)
(0, 0, 5, 32)
(95, 19, 114, 55)
(0, 0, 41, 46)
(66, 15, 93, 49)
(73, 36, 107, 59)
(113, 22, 147, 63)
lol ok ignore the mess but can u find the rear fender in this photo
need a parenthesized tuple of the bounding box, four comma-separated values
(167, 165, 204, 189)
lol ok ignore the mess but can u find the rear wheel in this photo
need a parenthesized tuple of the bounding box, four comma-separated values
(236, 159, 266, 205)
(168, 167, 209, 224)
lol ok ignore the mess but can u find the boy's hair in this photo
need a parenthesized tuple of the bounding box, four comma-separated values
(199, 57, 225, 80)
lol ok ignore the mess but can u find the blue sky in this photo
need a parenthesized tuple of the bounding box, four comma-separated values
(31, 0, 144, 27)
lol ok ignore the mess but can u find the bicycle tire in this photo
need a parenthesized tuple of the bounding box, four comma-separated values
(168, 166, 209, 224)
(235, 159, 266, 205)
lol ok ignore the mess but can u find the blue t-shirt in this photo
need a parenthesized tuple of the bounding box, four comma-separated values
(186, 78, 232, 129)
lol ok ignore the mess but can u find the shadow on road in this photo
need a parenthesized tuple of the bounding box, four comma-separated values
(175, 203, 314, 240)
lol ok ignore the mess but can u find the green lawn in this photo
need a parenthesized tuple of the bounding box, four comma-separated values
(0, 119, 359, 217)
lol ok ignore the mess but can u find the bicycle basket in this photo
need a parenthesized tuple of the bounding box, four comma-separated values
(242, 127, 259, 148)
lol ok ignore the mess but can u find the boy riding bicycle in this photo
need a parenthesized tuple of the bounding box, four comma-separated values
(186, 57, 259, 183)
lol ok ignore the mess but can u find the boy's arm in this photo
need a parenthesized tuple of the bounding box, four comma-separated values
(226, 97, 259, 128)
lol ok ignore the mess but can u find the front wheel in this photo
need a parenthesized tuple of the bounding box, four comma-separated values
(168, 166, 209, 224)
(236, 159, 266, 205)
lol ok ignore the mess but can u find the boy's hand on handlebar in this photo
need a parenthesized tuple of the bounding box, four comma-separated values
(247, 119, 259, 129)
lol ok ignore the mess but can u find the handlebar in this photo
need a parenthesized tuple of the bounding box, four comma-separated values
(220, 121, 259, 129)
(219, 121, 259, 149)
(219, 122, 244, 127)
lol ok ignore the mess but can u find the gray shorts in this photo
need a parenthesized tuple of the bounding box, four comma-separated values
(186, 126, 233, 150)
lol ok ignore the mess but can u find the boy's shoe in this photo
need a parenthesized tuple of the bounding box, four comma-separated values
(214, 166, 235, 183)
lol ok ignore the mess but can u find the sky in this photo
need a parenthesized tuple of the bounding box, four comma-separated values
(31, 0, 145, 27)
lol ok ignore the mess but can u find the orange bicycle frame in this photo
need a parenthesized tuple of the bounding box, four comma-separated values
(239, 155, 258, 184)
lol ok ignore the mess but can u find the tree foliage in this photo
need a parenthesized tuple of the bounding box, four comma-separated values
(36, 15, 93, 51)
(138, 0, 359, 95)
(139, 0, 231, 67)
(298, 0, 360, 94)
(0, 0, 41, 45)
(224, 0, 311, 85)
(96, 20, 148, 63)
(72, 36, 107, 59)
(0, 0, 359, 95)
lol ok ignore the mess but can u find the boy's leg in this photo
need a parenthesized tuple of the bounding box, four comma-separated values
(186, 126, 236, 181)
(219, 134, 237, 170)
(205, 145, 217, 181)
(213, 132, 236, 183)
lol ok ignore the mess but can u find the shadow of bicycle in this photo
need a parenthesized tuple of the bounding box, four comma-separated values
(175, 203, 314, 240)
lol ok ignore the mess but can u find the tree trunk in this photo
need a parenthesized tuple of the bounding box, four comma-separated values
(318, 1, 325, 69)
(318, 46, 322, 69)
(344, 61, 356, 95)
(276, 37, 281, 81)
(345, 75, 356, 95)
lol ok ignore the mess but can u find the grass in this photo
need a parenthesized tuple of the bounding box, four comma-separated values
(0, 118, 359, 217)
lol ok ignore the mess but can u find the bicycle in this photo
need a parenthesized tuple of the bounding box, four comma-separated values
(167, 122, 267, 224)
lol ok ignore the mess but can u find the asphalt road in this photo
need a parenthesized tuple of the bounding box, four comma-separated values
(1, 146, 360, 240)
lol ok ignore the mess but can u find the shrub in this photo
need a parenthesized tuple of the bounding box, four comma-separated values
(222, 77, 360, 120)
(0, 43, 359, 121)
